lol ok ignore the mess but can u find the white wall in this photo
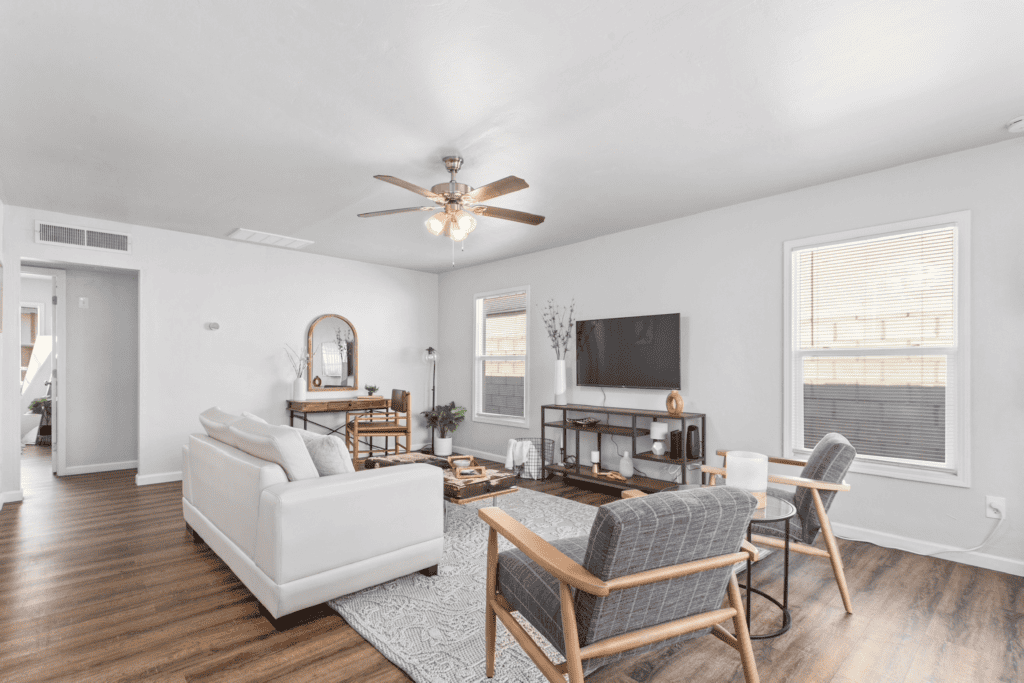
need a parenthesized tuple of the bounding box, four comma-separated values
(438, 138, 1024, 575)
(62, 267, 139, 472)
(2, 206, 438, 491)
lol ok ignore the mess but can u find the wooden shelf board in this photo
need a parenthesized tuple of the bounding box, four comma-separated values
(546, 463, 677, 492)
(544, 421, 649, 437)
(542, 403, 706, 419)
(633, 450, 692, 465)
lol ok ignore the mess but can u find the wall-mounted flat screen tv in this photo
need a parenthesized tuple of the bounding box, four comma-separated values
(576, 313, 680, 389)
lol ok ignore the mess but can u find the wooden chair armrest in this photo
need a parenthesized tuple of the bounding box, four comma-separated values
(478, 508, 610, 596)
(604, 550, 750, 591)
(701, 465, 726, 477)
(716, 449, 729, 457)
(768, 474, 851, 492)
(741, 540, 760, 562)
(768, 456, 808, 467)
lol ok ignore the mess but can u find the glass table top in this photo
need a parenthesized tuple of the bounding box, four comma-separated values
(661, 485, 796, 523)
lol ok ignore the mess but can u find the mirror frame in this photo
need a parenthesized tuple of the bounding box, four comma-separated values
(306, 313, 358, 393)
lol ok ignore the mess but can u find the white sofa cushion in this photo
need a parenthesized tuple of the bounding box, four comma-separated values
(242, 411, 354, 476)
(229, 418, 320, 481)
(199, 407, 245, 448)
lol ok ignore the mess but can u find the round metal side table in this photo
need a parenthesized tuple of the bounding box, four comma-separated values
(742, 494, 796, 639)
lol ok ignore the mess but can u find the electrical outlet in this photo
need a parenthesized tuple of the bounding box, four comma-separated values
(986, 496, 1006, 519)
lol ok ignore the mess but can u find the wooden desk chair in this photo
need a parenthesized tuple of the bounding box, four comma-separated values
(479, 487, 762, 683)
(704, 433, 857, 614)
(344, 389, 411, 468)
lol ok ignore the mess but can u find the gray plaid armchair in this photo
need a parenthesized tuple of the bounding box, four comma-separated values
(710, 432, 857, 614)
(479, 486, 761, 683)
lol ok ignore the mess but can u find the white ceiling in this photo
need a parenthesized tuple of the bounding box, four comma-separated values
(1, 1, 1022, 273)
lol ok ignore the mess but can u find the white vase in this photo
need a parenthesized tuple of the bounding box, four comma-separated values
(553, 359, 567, 405)
(619, 450, 634, 479)
(435, 436, 453, 457)
(292, 377, 307, 402)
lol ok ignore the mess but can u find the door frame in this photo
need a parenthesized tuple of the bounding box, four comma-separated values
(21, 266, 67, 476)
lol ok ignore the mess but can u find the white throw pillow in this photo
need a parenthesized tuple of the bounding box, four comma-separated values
(241, 411, 268, 424)
(199, 407, 244, 448)
(228, 417, 320, 481)
(303, 434, 355, 476)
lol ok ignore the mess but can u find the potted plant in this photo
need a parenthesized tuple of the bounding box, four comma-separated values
(365, 384, 380, 397)
(421, 401, 467, 456)
(28, 397, 51, 415)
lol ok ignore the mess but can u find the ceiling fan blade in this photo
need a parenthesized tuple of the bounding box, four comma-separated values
(374, 175, 442, 200)
(463, 176, 529, 203)
(358, 206, 438, 218)
(470, 205, 545, 225)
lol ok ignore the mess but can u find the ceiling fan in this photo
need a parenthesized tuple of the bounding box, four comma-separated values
(358, 156, 545, 242)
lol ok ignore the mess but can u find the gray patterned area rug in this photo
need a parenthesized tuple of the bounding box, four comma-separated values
(329, 487, 599, 683)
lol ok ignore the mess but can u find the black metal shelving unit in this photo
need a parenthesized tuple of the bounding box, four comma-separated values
(541, 403, 706, 494)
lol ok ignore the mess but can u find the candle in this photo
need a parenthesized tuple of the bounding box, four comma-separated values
(726, 451, 769, 509)
(591, 450, 601, 464)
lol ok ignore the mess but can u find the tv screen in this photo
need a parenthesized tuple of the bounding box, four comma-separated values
(576, 313, 680, 389)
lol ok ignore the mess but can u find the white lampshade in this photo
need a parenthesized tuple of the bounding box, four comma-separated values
(591, 450, 601, 464)
(425, 212, 447, 235)
(454, 209, 477, 233)
(650, 421, 669, 440)
(726, 451, 768, 509)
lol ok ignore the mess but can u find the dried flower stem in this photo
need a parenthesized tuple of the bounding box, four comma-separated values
(541, 298, 576, 360)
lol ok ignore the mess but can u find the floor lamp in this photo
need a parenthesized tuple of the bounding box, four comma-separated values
(423, 347, 438, 454)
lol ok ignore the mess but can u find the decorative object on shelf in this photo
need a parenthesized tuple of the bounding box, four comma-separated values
(312, 376, 322, 387)
(447, 455, 486, 479)
(421, 401, 467, 457)
(594, 470, 626, 482)
(686, 425, 701, 460)
(650, 421, 669, 456)
(364, 384, 379, 397)
(541, 298, 576, 406)
(666, 390, 684, 417)
(567, 416, 600, 427)
(591, 449, 601, 475)
(618, 450, 634, 478)
(670, 429, 683, 460)
(284, 344, 309, 401)
(422, 347, 439, 454)
(725, 450, 768, 509)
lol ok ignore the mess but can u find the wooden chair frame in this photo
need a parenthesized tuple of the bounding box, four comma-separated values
(705, 450, 854, 614)
(344, 392, 411, 468)
(479, 507, 761, 683)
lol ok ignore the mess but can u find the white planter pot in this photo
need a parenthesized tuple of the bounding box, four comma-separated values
(293, 377, 307, 402)
(553, 359, 567, 405)
(435, 436, 453, 457)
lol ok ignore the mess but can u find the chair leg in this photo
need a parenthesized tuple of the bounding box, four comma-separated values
(559, 582, 586, 683)
(485, 528, 498, 678)
(727, 573, 760, 683)
(812, 489, 853, 614)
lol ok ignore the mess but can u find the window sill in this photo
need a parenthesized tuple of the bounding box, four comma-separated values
(792, 448, 969, 488)
(473, 413, 529, 429)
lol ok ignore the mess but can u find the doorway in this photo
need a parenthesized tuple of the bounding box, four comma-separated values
(19, 269, 60, 475)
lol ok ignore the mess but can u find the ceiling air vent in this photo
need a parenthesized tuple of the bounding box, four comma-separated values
(228, 228, 314, 250)
(35, 221, 132, 254)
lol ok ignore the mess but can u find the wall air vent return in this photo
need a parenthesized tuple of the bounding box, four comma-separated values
(35, 221, 132, 254)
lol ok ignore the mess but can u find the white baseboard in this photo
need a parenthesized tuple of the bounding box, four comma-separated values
(0, 489, 25, 507)
(453, 446, 505, 464)
(63, 460, 138, 476)
(136, 471, 183, 486)
(831, 521, 1023, 577)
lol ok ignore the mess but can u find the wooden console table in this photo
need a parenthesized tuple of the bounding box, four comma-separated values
(288, 397, 389, 436)
(541, 403, 706, 494)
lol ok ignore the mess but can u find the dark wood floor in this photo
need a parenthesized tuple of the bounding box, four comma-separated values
(1, 446, 1020, 682)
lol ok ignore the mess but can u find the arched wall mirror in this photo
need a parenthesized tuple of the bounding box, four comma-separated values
(307, 314, 358, 392)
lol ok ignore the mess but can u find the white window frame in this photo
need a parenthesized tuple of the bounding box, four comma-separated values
(783, 211, 971, 488)
(473, 286, 530, 428)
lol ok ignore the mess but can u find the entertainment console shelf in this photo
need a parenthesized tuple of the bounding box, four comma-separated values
(541, 403, 706, 494)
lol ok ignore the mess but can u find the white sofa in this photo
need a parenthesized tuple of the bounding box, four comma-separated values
(182, 433, 444, 619)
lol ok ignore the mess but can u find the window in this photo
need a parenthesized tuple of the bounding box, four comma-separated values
(784, 212, 970, 487)
(474, 287, 529, 427)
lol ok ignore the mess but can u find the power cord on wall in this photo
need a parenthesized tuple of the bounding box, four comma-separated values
(924, 511, 1006, 556)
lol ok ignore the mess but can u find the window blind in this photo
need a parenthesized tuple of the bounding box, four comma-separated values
(795, 226, 956, 465)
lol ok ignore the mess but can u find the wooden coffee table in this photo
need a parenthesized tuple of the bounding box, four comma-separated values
(363, 452, 518, 505)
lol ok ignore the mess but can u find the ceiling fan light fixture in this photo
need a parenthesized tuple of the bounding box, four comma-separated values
(454, 209, 477, 234)
(449, 219, 471, 242)
(425, 212, 447, 235)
